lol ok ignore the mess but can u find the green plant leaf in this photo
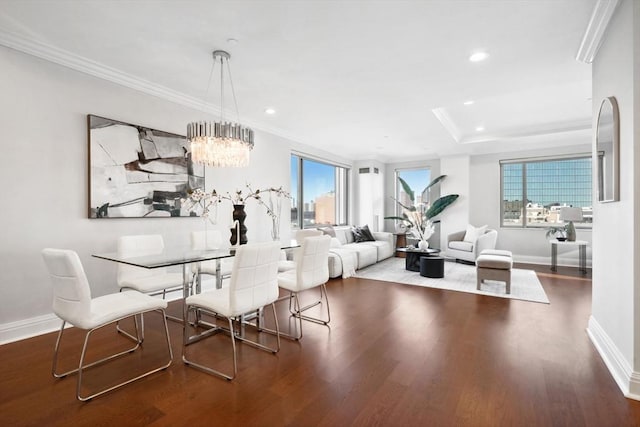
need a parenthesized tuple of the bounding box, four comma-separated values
(391, 197, 416, 212)
(420, 175, 447, 203)
(425, 194, 459, 219)
(398, 177, 414, 204)
(425, 175, 447, 191)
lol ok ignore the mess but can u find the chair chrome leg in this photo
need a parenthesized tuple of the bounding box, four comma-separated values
(182, 307, 237, 381)
(76, 309, 172, 401)
(51, 309, 172, 401)
(298, 283, 331, 325)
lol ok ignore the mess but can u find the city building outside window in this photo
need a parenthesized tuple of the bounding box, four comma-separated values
(395, 168, 432, 216)
(291, 154, 349, 229)
(500, 155, 592, 228)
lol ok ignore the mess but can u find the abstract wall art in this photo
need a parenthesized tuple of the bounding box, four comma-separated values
(88, 114, 204, 218)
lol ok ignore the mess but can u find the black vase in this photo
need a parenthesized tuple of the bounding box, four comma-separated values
(230, 204, 248, 246)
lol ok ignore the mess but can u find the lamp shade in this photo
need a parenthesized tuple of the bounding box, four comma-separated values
(560, 207, 583, 222)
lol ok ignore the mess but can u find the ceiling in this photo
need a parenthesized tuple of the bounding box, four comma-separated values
(0, 0, 596, 162)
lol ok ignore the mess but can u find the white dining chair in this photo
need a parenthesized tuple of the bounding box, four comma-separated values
(276, 234, 331, 340)
(117, 234, 184, 326)
(42, 248, 173, 401)
(182, 241, 282, 380)
(278, 229, 324, 272)
(190, 230, 233, 291)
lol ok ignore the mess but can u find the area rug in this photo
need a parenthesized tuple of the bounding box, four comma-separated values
(352, 258, 549, 304)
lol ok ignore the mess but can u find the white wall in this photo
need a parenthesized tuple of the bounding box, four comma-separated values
(0, 46, 298, 341)
(354, 160, 385, 231)
(588, 0, 640, 399)
(439, 156, 470, 250)
(470, 145, 593, 266)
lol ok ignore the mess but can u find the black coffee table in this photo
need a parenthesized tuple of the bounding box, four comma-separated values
(395, 247, 441, 272)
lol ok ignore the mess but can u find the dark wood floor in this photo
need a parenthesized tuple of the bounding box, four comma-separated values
(2, 263, 640, 427)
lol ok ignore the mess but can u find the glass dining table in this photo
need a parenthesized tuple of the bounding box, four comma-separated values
(93, 241, 300, 300)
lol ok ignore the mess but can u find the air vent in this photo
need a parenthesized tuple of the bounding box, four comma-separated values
(359, 167, 370, 174)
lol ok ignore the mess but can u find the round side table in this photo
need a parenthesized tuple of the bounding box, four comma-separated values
(420, 256, 444, 278)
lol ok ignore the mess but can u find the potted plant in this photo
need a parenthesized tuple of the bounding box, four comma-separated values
(385, 175, 459, 250)
(545, 225, 568, 241)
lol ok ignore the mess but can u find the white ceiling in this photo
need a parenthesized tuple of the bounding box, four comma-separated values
(0, 0, 596, 162)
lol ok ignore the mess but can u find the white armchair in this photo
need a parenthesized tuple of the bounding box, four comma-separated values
(446, 228, 498, 263)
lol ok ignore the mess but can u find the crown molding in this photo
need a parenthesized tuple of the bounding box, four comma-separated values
(576, 0, 620, 64)
(431, 108, 462, 142)
(0, 28, 305, 144)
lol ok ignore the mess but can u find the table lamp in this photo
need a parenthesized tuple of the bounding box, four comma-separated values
(560, 207, 583, 242)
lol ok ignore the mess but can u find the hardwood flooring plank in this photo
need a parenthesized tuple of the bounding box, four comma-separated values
(2, 265, 640, 426)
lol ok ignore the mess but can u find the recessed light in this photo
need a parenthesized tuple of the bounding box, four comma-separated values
(475, 126, 485, 132)
(264, 108, 276, 115)
(227, 38, 239, 45)
(469, 51, 489, 62)
(463, 100, 474, 106)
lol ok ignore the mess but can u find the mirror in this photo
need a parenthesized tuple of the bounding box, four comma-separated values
(595, 96, 619, 203)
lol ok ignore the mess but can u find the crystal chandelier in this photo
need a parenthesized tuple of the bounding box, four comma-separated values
(187, 50, 254, 167)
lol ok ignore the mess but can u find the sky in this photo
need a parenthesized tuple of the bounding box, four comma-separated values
(291, 156, 336, 204)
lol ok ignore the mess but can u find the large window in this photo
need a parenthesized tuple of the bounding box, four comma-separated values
(395, 168, 431, 215)
(291, 154, 349, 229)
(501, 155, 592, 228)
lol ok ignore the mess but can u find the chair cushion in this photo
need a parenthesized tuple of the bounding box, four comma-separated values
(119, 272, 184, 293)
(277, 269, 298, 292)
(463, 224, 488, 242)
(186, 288, 235, 317)
(476, 254, 512, 270)
(278, 260, 296, 272)
(75, 291, 167, 330)
(449, 241, 474, 252)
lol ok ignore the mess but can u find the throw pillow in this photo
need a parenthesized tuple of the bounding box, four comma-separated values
(317, 225, 336, 237)
(352, 225, 376, 243)
(463, 224, 488, 243)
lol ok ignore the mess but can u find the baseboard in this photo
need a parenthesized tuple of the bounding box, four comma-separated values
(587, 315, 640, 400)
(513, 254, 591, 269)
(0, 313, 64, 345)
(0, 282, 215, 345)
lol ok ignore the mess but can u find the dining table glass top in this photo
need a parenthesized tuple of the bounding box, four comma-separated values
(93, 240, 300, 269)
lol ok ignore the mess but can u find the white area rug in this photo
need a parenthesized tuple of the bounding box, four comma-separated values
(353, 258, 549, 304)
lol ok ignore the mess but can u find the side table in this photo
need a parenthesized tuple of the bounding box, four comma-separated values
(550, 240, 588, 274)
(394, 233, 407, 257)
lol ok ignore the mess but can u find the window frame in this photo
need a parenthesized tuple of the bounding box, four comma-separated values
(290, 153, 350, 229)
(500, 153, 593, 229)
(394, 167, 432, 217)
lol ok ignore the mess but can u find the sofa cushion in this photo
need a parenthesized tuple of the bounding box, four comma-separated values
(358, 240, 393, 261)
(352, 225, 375, 242)
(449, 240, 474, 252)
(463, 224, 488, 243)
(330, 237, 342, 248)
(343, 243, 377, 268)
(317, 225, 336, 237)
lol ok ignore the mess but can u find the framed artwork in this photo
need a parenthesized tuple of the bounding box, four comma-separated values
(88, 114, 204, 218)
(594, 96, 620, 203)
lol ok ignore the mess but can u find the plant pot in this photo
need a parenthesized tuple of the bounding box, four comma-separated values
(418, 240, 429, 250)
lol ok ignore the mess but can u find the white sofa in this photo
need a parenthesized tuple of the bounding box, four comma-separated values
(322, 226, 395, 278)
(446, 228, 498, 264)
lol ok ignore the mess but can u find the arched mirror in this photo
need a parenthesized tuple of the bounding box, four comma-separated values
(595, 96, 619, 203)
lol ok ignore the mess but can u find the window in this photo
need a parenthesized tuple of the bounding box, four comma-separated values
(291, 154, 349, 229)
(501, 155, 592, 228)
(395, 168, 431, 215)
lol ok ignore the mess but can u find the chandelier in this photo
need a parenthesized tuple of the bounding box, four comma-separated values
(187, 50, 254, 167)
